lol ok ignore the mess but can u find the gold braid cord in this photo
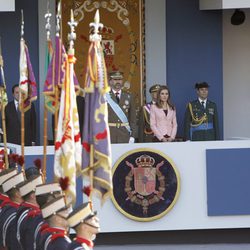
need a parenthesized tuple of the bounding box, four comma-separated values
(188, 103, 207, 127)
(143, 107, 153, 135)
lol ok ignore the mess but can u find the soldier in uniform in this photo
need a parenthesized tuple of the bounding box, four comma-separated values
(184, 82, 219, 141)
(14, 175, 43, 249)
(0, 172, 24, 250)
(106, 71, 137, 143)
(138, 84, 161, 142)
(67, 202, 100, 250)
(33, 182, 63, 250)
(39, 196, 71, 250)
(0, 168, 18, 205)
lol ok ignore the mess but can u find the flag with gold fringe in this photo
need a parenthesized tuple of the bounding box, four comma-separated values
(43, 36, 79, 114)
(54, 51, 82, 205)
(81, 11, 112, 203)
(19, 38, 37, 112)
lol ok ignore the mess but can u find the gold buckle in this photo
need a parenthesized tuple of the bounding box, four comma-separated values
(116, 123, 120, 128)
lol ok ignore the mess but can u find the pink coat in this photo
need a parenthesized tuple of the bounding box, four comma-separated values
(150, 104, 178, 140)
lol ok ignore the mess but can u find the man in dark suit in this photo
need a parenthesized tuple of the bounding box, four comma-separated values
(184, 82, 219, 141)
(5, 84, 36, 146)
(106, 71, 137, 143)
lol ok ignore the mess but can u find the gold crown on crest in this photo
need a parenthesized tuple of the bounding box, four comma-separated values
(135, 154, 155, 167)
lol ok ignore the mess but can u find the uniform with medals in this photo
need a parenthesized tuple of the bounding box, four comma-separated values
(138, 84, 161, 142)
(107, 71, 137, 143)
(184, 82, 219, 141)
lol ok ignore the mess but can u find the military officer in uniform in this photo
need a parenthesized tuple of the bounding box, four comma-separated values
(106, 71, 137, 143)
(0, 168, 18, 205)
(39, 196, 71, 250)
(0, 172, 25, 250)
(67, 202, 100, 250)
(15, 175, 43, 250)
(184, 82, 219, 141)
(31, 182, 63, 250)
(138, 84, 161, 142)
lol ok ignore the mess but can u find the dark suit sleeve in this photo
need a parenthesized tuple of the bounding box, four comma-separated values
(129, 94, 137, 138)
(31, 103, 36, 143)
(183, 103, 191, 140)
(213, 103, 220, 140)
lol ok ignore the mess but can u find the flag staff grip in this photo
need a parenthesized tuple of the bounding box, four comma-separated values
(20, 94, 25, 173)
(1, 99, 8, 169)
(0, 38, 9, 169)
(42, 2, 52, 182)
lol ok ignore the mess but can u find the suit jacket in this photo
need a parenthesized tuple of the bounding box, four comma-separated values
(5, 101, 36, 146)
(184, 99, 219, 141)
(107, 90, 137, 143)
(150, 104, 177, 141)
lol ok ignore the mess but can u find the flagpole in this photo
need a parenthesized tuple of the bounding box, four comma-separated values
(89, 145, 94, 199)
(20, 10, 25, 172)
(43, 4, 52, 182)
(89, 10, 103, 200)
(0, 38, 9, 169)
(54, 1, 61, 142)
(67, 9, 78, 201)
(1, 102, 8, 168)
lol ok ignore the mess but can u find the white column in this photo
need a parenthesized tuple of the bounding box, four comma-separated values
(145, 0, 166, 101)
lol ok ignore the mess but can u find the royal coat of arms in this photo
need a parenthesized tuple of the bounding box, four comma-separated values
(112, 149, 180, 221)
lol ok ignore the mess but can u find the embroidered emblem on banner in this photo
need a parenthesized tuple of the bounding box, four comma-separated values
(112, 148, 180, 222)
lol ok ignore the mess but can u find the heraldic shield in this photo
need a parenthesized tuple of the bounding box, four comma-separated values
(112, 148, 180, 222)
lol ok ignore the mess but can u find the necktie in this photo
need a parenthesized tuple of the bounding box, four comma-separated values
(115, 92, 120, 103)
(201, 101, 205, 109)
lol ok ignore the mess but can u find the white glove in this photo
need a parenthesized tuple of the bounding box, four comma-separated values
(129, 137, 135, 143)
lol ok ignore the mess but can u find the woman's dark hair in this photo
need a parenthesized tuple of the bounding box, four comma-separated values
(155, 85, 175, 110)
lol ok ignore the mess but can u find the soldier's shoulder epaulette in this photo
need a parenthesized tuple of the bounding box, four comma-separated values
(207, 100, 216, 106)
(186, 100, 196, 108)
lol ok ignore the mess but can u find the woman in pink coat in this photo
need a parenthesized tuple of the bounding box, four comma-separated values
(150, 86, 177, 142)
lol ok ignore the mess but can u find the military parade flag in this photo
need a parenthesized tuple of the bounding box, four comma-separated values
(44, 38, 53, 76)
(54, 51, 82, 205)
(19, 38, 37, 112)
(43, 36, 79, 114)
(81, 34, 112, 203)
